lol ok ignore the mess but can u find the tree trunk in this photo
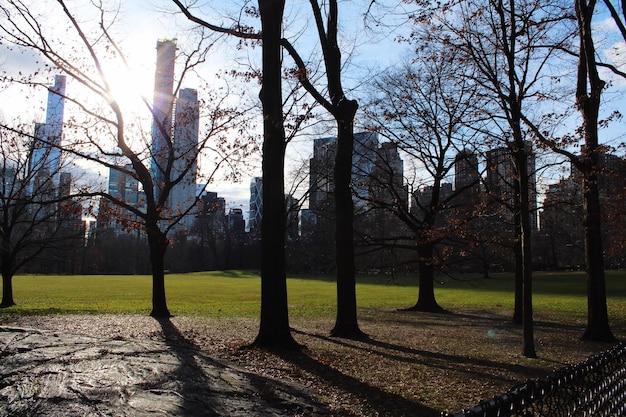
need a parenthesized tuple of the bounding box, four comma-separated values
(513, 195, 523, 325)
(252, 0, 298, 349)
(0, 268, 15, 308)
(408, 243, 443, 312)
(582, 173, 614, 341)
(0, 238, 15, 308)
(147, 225, 171, 318)
(514, 146, 537, 358)
(576, 0, 616, 342)
(331, 114, 365, 338)
(304, 0, 365, 339)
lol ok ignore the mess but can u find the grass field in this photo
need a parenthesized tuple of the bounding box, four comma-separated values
(3, 270, 626, 327)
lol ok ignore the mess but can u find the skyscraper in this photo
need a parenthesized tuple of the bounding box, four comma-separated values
(454, 149, 480, 192)
(31, 75, 66, 182)
(149, 39, 201, 232)
(454, 149, 481, 208)
(309, 132, 381, 212)
(249, 177, 263, 235)
(151, 39, 177, 184)
(171, 88, 199, 230)
(485, 142, 537, 230)
(352, 132, 379, 209)
(104, 166, 140, 235)
(369, 141, 408, 210)
(309, 137, 335, 213)
(108, 166, 139, 205)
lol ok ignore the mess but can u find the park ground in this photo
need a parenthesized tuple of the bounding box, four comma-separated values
(1, 272, 625, 416)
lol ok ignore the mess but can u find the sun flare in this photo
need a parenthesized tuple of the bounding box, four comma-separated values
(103, 63, 152, 112)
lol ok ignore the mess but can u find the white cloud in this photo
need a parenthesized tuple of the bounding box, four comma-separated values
(0, 45, 44, 76)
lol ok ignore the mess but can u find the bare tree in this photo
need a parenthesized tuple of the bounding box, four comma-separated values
(172, 0, 369, 339)
(572, 0, 616, 341)
(416, 0, 574, 357)
(364, 52, 484, 312)
(518, 0, 619, 342)
(278, 0, 366, 338)
(171, 0, 305, 348)
(0, 0, 247, 317)
(0, 124, 87, 307)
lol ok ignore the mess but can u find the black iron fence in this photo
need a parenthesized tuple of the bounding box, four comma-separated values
(446, 343, 626, 417)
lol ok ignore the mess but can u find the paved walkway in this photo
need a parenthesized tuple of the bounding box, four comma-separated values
(0, 324, 327, 416)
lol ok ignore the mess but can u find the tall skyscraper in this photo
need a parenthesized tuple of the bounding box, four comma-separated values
(454, 149, 481, 208)
(369, 141, 408, 209)
(108, 166, 139, 205)
(249, 177, 263, 235)
(309, 137, 335, 213)
(149, 39, 201, 232)
(352, 132, 379, 209)
(151, 39, 177, 184)
(485, 142, 537, 230)
(308, 132, 388, 212)
(31, 75, 66, 182)
(103, 166, 140, 235)
(58, 172, 72, 198)
(171, 88, 199, 230)
(454, 149, 480, 192)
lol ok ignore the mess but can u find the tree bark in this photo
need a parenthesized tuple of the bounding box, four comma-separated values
(0, 270, 15, 308)
(581, 169, 615, 341)
(512, 145, 537, 358)
(331, 111, 366, 338)
(408, 243, 444, 312)
(513, 190, 523, 325)
(252, 0, 298, 349)
(575, 0, 616, 342)
(147, 225, 171, 318)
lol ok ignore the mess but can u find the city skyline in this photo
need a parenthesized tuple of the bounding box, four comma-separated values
(21, 72, 602, 234)
(10, 67, 626, 274)
(2, 1, 625, 216)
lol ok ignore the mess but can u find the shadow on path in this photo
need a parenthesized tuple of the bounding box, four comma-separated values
(151, 317, 224, 416)
(274, 342, 441, 417)
(0, 323, 328, 417)
(154, 318, 328, 416)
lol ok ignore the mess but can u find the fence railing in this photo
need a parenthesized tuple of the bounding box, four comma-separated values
(445, 343, 626, 417)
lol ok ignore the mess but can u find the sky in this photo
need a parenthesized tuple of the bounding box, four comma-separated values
(0, 0, 412, 215)
(1, 0, 626, 217)
(0, 0, 261, 211)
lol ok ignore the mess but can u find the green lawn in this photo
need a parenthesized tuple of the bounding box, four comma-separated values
(3, 270, 626, 326)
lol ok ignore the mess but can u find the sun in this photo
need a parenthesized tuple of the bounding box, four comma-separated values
(102, 62, 152, 113)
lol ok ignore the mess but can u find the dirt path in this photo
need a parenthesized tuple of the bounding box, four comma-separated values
(1, 312, 621, 416)
(0, 322, 327, 417)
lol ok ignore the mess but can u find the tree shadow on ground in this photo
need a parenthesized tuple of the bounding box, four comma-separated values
(292, 327, 547, 387)
(152, 317, 224, 416)
(274, 340, 441, 417)
(392, 308, 596, 341)
(369, 307, 511, 330)
(428, 309, 620, 345)
(154, 318, 328, 416)
(219, 270, 260, 278)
